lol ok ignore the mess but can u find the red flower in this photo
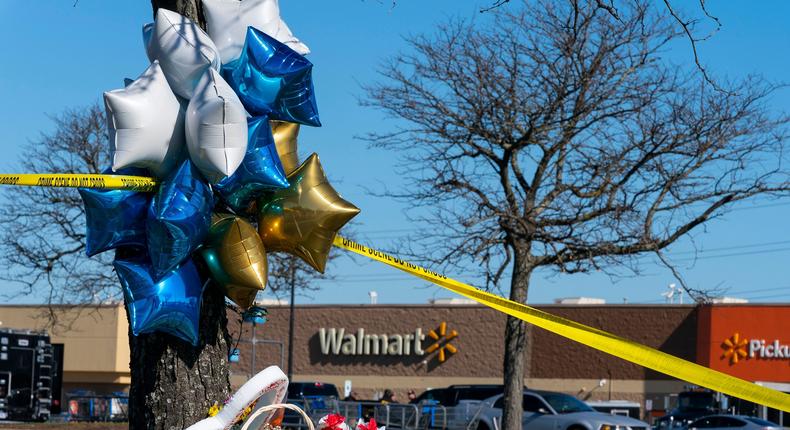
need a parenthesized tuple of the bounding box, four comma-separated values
(321, 414, 347, 430)
(358, 418, 379, 430)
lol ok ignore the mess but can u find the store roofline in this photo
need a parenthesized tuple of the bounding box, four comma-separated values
(0, 303, 123, 309)
(2, 302, 787, 309)
(254, 302, 789, 309)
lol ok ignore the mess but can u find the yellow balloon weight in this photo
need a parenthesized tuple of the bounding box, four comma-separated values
(203, 215, 268, 309)
(270, 121, 300, 175)
(257, 153, 360, 273)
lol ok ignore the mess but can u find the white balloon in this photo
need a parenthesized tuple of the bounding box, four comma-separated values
(185, 366, 288, 430)
(104, 61, 185, 178)
(202, 0, 310, 64)
(142, 22, 154, 61)
(186, 68, 248, 182)
(147, 9, 221, 99)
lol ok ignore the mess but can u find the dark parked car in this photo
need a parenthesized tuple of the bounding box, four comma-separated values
(287, 382, 340, 399)
(687, 415, 781, 430)
(414, 385, 506, 406)
(655, 391, 722, 430)
(413, 385, 510, 429)
(284, 382, 340, 428)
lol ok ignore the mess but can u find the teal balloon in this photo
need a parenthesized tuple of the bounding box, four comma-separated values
(242, 306, 268, 324)
(201, 247, 231, 285)
(215, 117, 289, 212)
(222, 26, 320, 127)
(114, 256, 203, 346)
(147, 160, 213, 279)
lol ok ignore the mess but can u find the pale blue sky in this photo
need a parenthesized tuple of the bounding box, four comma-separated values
(0, 1, 789, 305)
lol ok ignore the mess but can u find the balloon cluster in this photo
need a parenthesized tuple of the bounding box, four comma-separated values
(80, 0, 359, 346)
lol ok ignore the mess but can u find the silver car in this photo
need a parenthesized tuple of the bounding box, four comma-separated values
(686, 415, 781, 430)
(473, 390, 649, 430)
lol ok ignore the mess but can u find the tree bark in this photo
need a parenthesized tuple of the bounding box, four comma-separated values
(123, 4, 231, 429)
(127, 283, 231, 429)
(501, 247, 532, 430)
(151, 0, 205, 25)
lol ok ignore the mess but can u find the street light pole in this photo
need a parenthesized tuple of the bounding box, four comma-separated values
(287, 257, 296, 381)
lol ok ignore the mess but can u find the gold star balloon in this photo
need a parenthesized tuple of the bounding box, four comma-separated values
(270, 121, 300, 175)
(202, 214, 268, 309)
(257, 153, 360, 273)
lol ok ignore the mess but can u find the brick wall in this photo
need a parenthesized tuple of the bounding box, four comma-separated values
(228, 304, 698, 381)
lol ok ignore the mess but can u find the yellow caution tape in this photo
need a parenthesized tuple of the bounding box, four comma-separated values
(0, 174, 158, 191)
(4, 172, 788, 411)
(333, 235, 790, 412)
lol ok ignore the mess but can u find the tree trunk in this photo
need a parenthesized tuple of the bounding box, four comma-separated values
(124, 4, 232, 429)
(127, 283, 231, 429)
(501, 247, 533, 430)
(151, 0, 205, 24)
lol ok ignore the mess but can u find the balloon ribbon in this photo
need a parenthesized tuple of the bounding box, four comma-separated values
(332, 235, 790, 413)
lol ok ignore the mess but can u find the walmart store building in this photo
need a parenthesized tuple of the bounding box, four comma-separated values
(1, 303, 789, 422)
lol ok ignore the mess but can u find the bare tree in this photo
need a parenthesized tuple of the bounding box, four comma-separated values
(0, 4, 286, 429)
(482, 0, 727, 94)
(0, 101, 337, 428)
(363, 1, 790, 429)
(0, 103, 232, 429)
(0, 105, 114, 309)
(266, 253, 331, 297)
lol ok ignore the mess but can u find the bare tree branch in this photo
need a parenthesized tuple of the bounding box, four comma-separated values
(0, 104, 343, 314)
(363, 2, 790, 426)
(654, 249, 723, 303)
(0, 105, 117, 312)
(481, 0, 728, 94)
(662, 0, 729, 94)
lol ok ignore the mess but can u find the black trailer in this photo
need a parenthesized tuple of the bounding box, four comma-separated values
(0, 328, 56, 421)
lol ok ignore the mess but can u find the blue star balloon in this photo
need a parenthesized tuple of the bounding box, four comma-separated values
(222, 26, 321, 127)
(114, 256, 203, 345)
(79, 168, 151, 256)
(215, 117, 289, 212)
(147, 160, 214, 279)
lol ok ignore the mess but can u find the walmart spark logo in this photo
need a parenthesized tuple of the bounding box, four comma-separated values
(721, 332, 748, 365)
(425, 322, 458, 363)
